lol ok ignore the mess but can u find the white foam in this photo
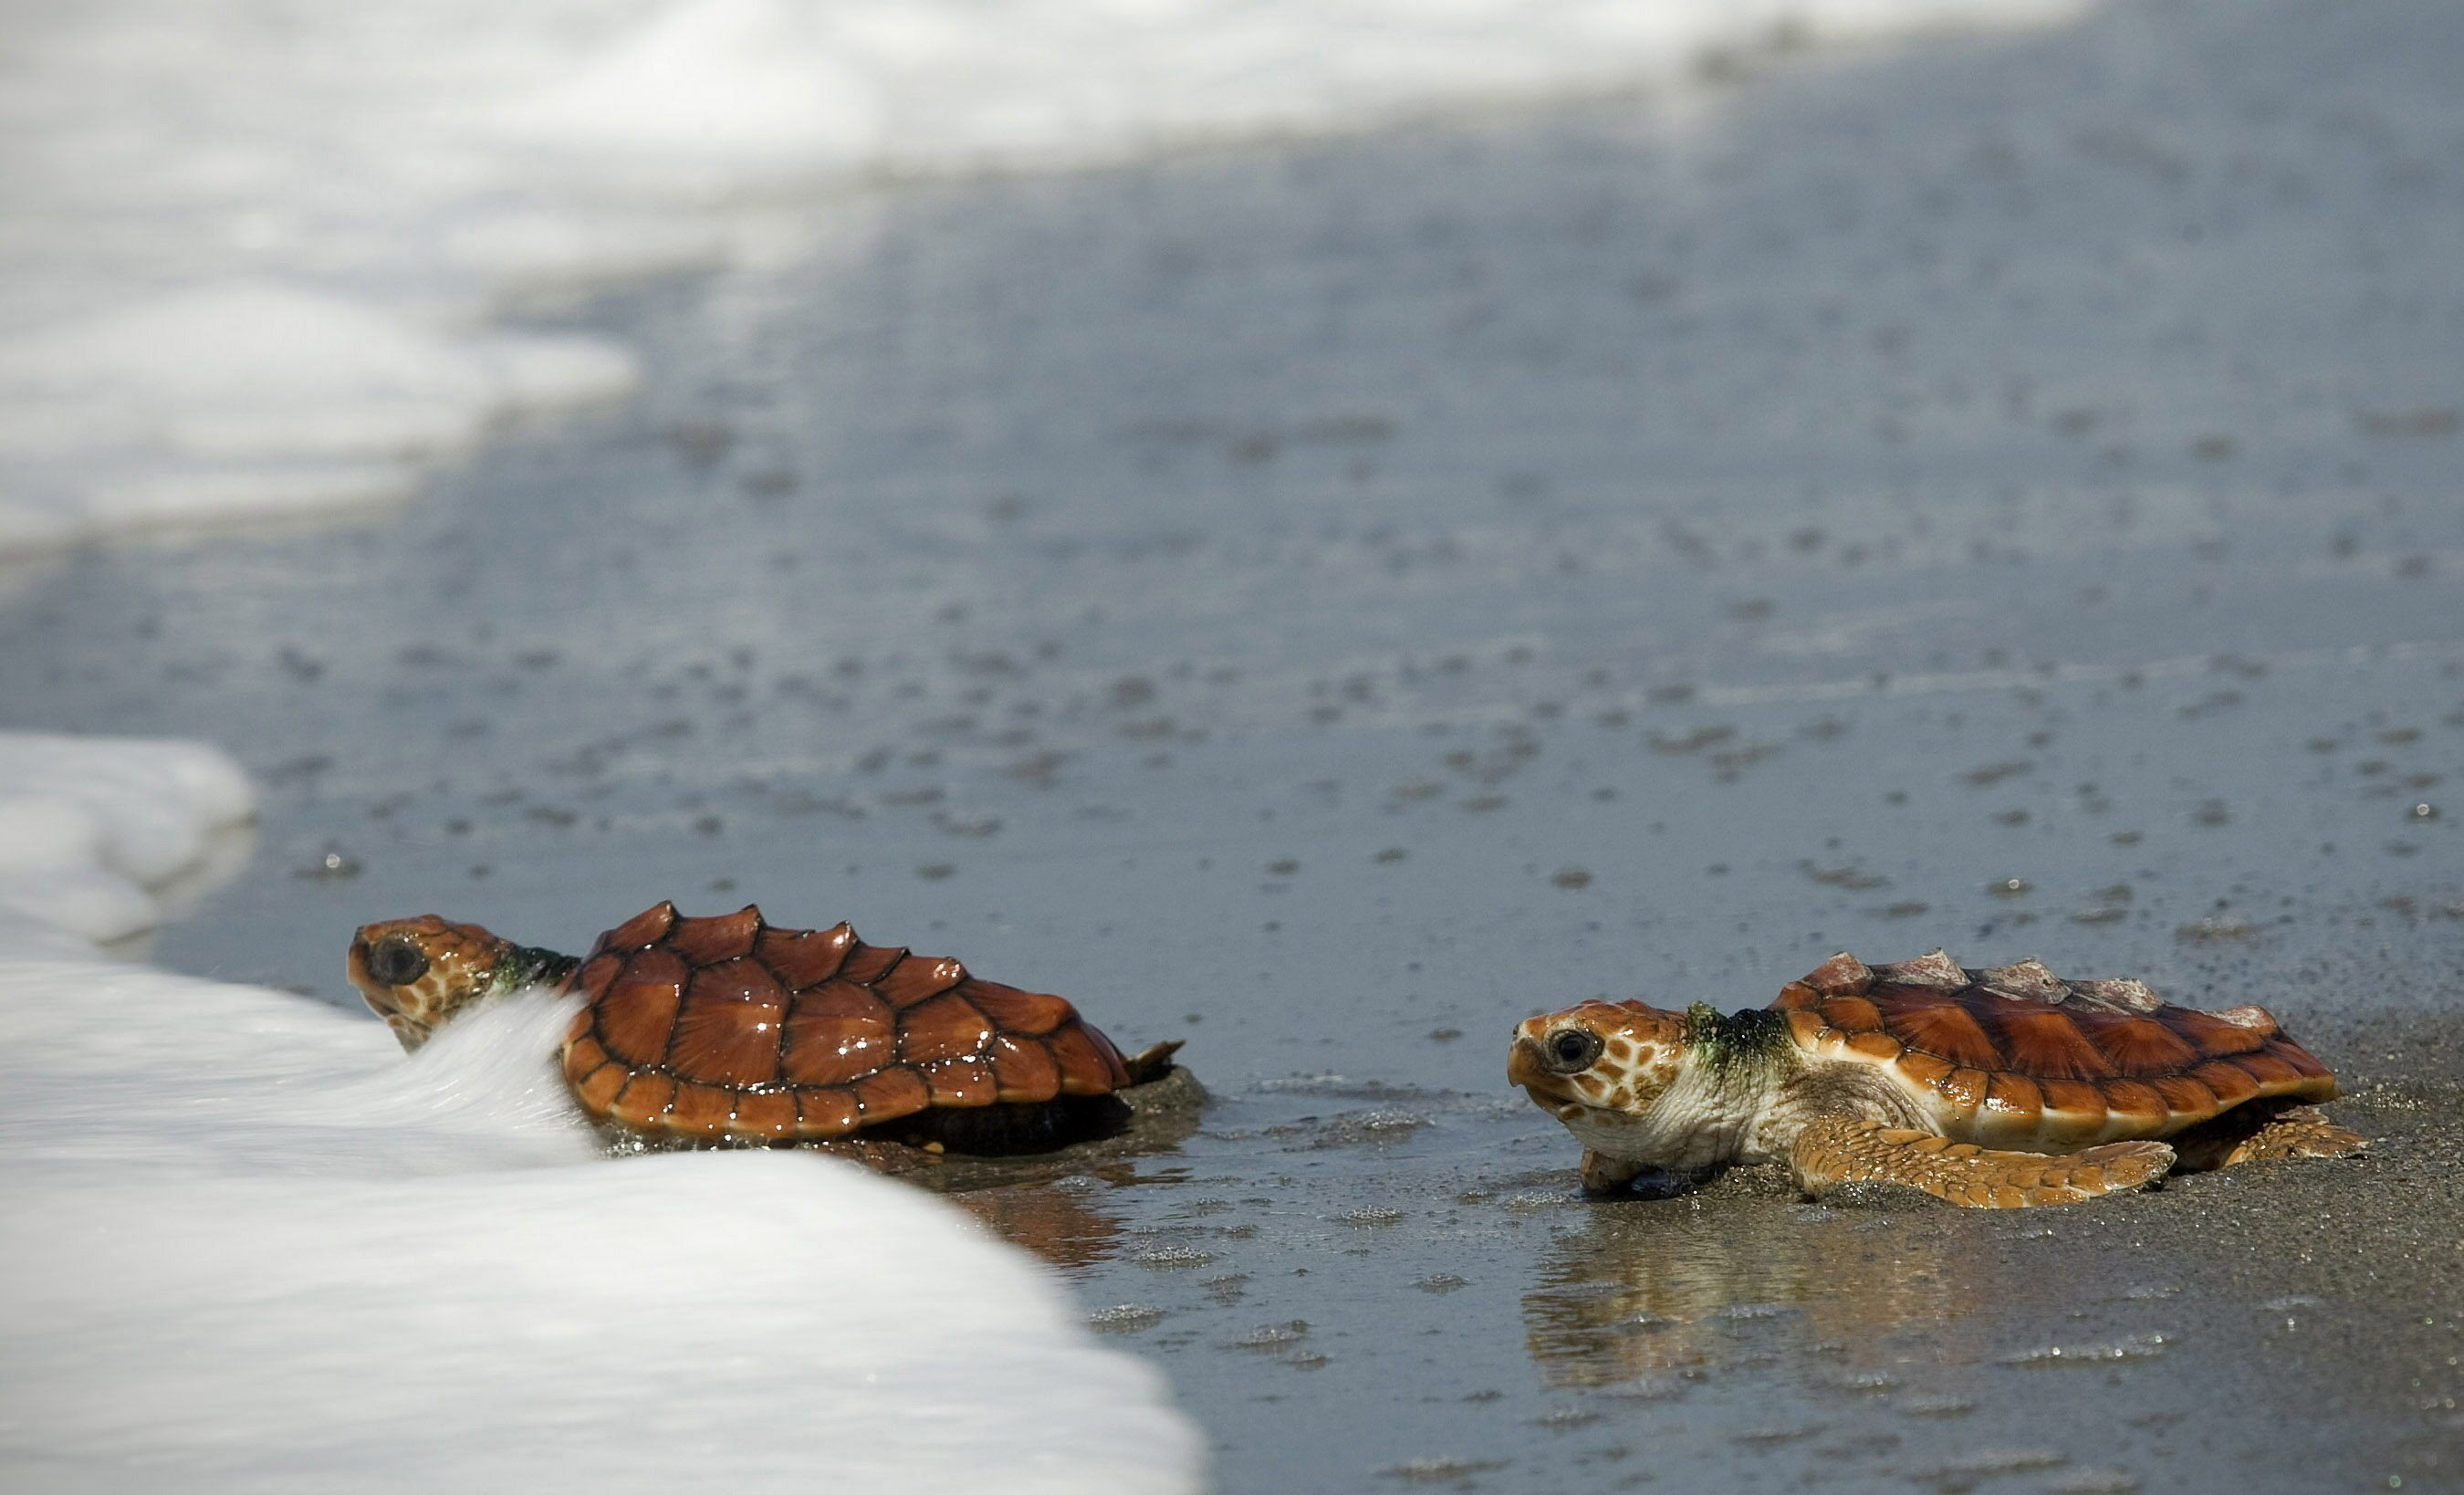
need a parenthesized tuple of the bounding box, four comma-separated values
(0, 287, 639, 556)
(0, 736, 1206, 1491)
(0, 733, 254, 944)
(0, 0, 2090, 556)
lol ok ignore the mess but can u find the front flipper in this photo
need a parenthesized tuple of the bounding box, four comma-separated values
(1790, 1115, 2173, 1208)
(1580, 1148, 1647, 1195)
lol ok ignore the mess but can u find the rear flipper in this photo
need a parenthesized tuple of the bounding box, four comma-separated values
(1122, 1040, 1185, 1086)
(1791, 1115, 2173, 1208)
(2166, 1103, 2366, 1172)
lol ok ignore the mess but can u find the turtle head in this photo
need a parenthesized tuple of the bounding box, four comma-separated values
(1512, 1000, 1797, 1174)
(1509, 1000, 1695, 1128)
(347, 915, 520, 1051)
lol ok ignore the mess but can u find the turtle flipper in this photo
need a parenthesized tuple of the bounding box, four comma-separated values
(1790, 1115, 2173, 1208)
(2166, 1103, 2366, 1171)
(1580, 1148, 1647, 1195)
(1122, 1039, 1185, 1086)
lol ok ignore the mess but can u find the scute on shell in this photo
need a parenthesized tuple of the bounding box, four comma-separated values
(1977, 958, 2066, 1005)
(2066, 978, 2164, 1014)
(559, 904, 1134, 1143)
(1802, 952, 1874, 998)
(1874, 948, 1967, 989)
(1770, 951, 2339, 1149)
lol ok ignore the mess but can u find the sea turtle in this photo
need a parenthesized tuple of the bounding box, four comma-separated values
(1509, 949, 2365, 1208)
(347, 901, 1186, 1155)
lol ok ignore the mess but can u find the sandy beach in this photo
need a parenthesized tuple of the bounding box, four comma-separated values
(3, 0, 2459, 1489)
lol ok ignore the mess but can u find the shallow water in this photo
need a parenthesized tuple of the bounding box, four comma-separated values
(6, 0, 2462, 1489)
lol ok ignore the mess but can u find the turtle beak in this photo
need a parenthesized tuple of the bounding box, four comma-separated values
(1507, 1037, 1549, 1090)
(1508, 1021, 1568, 1098)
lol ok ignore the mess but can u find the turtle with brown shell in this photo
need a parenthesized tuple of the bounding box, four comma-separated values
(348, 902, 1193, 1163)
(1509, 949, 2365, 1208)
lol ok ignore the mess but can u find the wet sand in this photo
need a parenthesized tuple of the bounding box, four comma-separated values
(5, 0, 2459, 1489)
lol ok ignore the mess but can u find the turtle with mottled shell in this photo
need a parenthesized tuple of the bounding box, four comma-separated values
(349, 902, 1185, 1155)
(1509, 949, 2365, 1208)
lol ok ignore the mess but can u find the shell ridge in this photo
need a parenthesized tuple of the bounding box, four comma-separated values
(839, 942, 911, 992)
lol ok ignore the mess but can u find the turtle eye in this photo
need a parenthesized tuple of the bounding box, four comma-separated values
(364, 936, 429, 988)
(1542, 1027, 1603, 1074)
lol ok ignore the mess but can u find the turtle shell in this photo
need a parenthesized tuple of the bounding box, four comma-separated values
(558, 903, 1133, 1144)
(1770, 950, 2338, 1149)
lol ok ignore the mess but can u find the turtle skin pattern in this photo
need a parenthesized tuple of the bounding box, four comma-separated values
(1770, 950, 2338, 1150)
(559, 902, 1133, 1143)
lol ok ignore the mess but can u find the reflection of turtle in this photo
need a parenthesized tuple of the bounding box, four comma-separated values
(349, 902, 1185, 1155)
(1510, 949, 2365, 1208)
(1523, 1192, 1985, 1385)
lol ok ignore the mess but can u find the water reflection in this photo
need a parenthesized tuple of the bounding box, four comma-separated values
(916, 1092, 1204, 1271)
(947, 1179, 1131, 1271)
(1522, 1197, 1986, 1385)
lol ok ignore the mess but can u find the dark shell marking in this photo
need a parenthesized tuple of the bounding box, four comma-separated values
(560, 902, 1133, 1143)
(1770, 951, 2337, 1149)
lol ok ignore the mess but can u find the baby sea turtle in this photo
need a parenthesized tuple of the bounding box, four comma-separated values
(348, 902, 1185, 1155)
(1509, 949, 2364, 1208)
